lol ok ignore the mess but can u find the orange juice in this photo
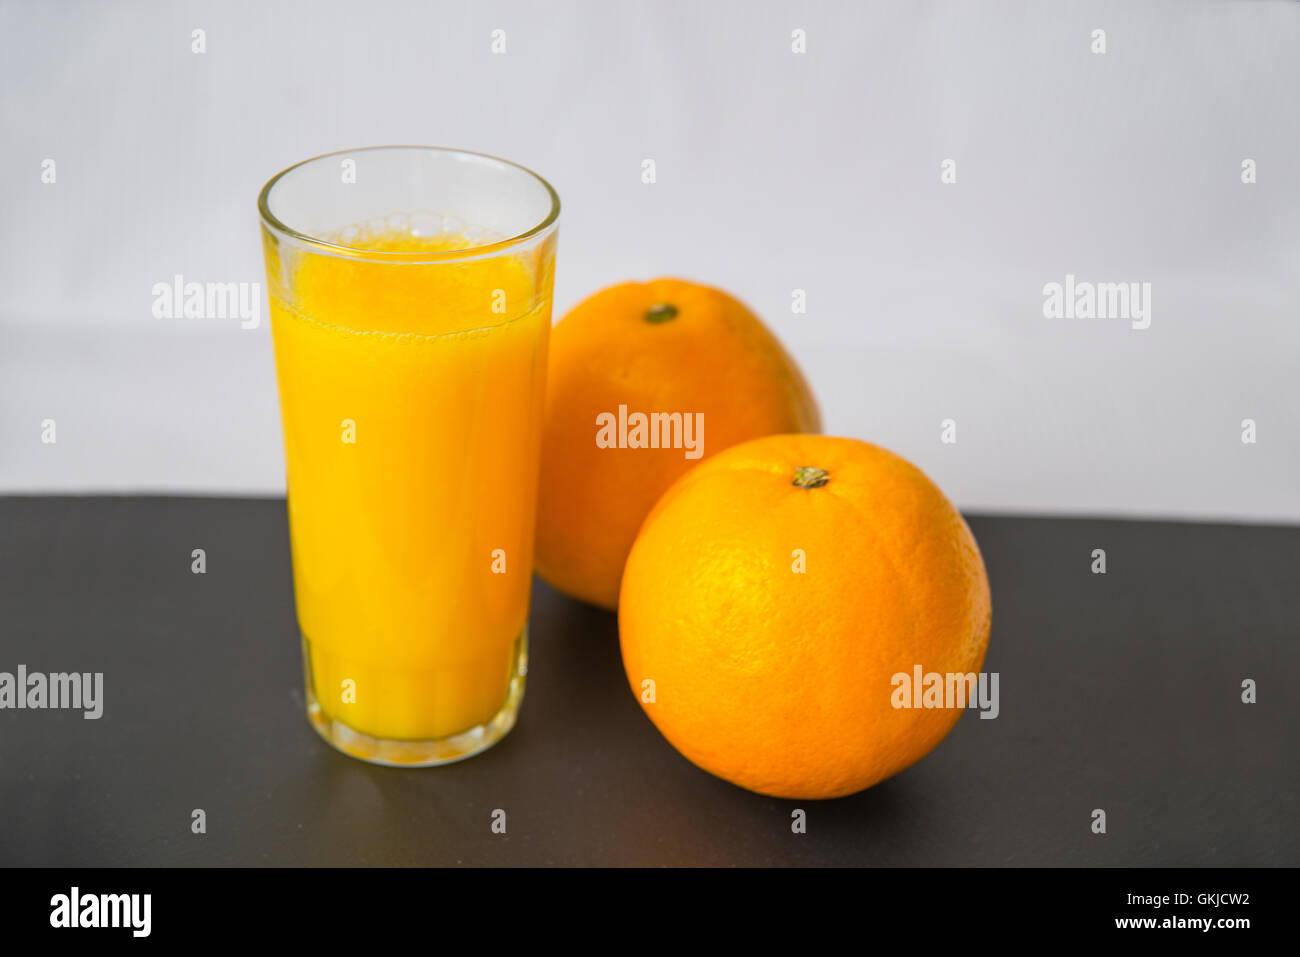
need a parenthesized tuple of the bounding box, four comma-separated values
(265, 217, 553, 755)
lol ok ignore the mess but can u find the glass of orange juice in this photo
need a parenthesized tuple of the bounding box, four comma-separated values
(258, 147, 559, 766)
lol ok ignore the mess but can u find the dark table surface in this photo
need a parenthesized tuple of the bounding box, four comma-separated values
(0, 496, 1296, 867)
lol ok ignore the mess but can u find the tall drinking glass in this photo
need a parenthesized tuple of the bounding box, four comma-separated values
(258, 147, 559, 766)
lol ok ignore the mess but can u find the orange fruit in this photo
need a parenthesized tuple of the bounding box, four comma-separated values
(535, 279, 820, 610)
(618, 434, 992, 799)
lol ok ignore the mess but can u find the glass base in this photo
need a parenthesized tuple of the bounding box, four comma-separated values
(303, 628, 527, 768)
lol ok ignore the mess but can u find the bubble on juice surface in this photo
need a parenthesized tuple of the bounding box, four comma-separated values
(322, 212, 505, 254)
(408, 211, 441, 237)
(287, 214, 540, 337)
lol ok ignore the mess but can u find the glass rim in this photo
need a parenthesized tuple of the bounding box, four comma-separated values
(257, 145, 561, 264)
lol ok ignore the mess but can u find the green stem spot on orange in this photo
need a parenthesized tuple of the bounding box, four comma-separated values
(645, 302, 678, 323)
(792, 466, 830, 489)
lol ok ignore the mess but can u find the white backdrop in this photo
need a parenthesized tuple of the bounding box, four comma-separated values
(2, 0, 1297, 522)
